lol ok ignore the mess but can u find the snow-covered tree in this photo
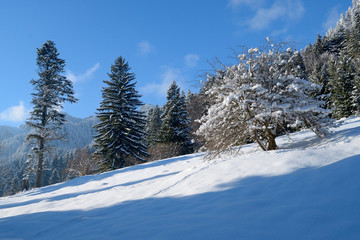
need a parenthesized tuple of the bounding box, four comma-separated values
(344, 30, 360, 60)
(6, 174, 21, 196)
(94, 56, 148, 169)
(145, 105, 162, 146)
(197, 40, 333, 152)
(325, 0, 360, 54)
(302, 1, 360, 118)
(49, 168, 60, 185)
(158, 81, 193, 155)
(26, 40, 77, 187)
(329, 53, 360, 118)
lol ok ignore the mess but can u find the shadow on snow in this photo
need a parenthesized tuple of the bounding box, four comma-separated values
(1, 154, 359, 240)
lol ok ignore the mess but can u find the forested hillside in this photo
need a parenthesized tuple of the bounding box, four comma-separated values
(0, 115, 98, 196)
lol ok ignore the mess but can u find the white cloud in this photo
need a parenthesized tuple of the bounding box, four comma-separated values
(229, 0, 305, 31)
(66, 63, 100, 83)
(140, 67, 186, 98)
(184, 54, 200, 68)
(248, 0, 304, 30)
(138, 40, 153, 56)
(249, 4, 285, 30)
(0, 101, 29, 123)
(323, 6, 341, 31)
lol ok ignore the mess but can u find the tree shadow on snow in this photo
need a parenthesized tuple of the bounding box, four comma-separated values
(1, 154, 359, 240)
(281, 122, 360, 150)
(0, 171, 180, 210)
(2, 153, 204, 209)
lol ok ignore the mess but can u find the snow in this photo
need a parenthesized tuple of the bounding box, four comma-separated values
(1, 117, 360, 239)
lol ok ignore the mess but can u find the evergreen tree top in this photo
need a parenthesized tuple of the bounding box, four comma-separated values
(166, 81, 180, 102)
(108, 57, 134, 79)
(98, 56, 143, 115)
(36, 40, 65, 72)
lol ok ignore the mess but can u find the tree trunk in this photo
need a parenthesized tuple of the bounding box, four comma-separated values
(35, 138, 44, 187)
(253, 130, 267, 151)
(265, 121, 278, 151)
(267, 131, 277, 150)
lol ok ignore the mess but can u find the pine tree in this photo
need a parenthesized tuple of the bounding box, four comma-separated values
(145, 105, 162, 146)
(344, 30, 360, 60)
(51, 155, 66, 182)
(352, 76, 360, 115)
(26, 40, 77, 188)
(158, 81, 193, 155)
(185, 90, 206, 150)
(94, 56, 148, 169)
(7, 174, 21, 195)
(329, 53, 358, 118)
(313, 34, 325, 55)
(324, 14, 346, 54)
(49, 168, 60, 185)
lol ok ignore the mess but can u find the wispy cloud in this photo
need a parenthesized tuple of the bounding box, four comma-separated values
(138, 40, 154, 56)
(229, 0, 305, 31)
(66, 63, 100, 83)
(248, 0, 304, 30)
(140, 67, 186, 99)
(184, 54, 200, 68)
(0, 101, 29, 123)
(323, 6, 341, 31)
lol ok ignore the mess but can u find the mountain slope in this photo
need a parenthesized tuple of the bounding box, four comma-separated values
(0, 114, 99, 196)
(0, 117, 359, 239)
(0, 114, 98, 162)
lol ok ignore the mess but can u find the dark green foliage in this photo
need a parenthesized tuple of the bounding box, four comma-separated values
(329, 54, 357, 118)
(26, 40, 77, 188)
(6, 174, 21, 196)
(49, 168, 60, 185)
(303, 46, 333, 108)
(302, 1, 360, 119)
(323, 33, 345, 55)
(158, 81, 193, 155)
(313, 34, 325, 55)
(145, 105, 162, 146)
(94, 56, 148, 169)
(343, 30, 360, 60)
(185, 91, 206, 151)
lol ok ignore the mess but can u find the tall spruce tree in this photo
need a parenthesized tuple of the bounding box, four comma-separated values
(145, 105, 162, 146)
(26, 40, 77, 188)
(94, 56, 148, 169)
(158, 81, 193, 155)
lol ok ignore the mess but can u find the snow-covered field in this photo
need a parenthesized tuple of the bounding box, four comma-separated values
(1, 117, 360, 240)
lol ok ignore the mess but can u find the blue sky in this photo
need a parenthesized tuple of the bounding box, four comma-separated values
(0, 0, 353, 126)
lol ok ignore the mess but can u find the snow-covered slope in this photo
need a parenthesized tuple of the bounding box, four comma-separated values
(1, 117, 360, 239)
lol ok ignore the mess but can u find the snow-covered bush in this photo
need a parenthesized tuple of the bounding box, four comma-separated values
(197, 40, 333, 152)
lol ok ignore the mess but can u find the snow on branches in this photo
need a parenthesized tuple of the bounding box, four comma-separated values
(197, 40, 333, 153)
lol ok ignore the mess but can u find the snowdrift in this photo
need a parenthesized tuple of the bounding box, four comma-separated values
(1, 117, 360, 239)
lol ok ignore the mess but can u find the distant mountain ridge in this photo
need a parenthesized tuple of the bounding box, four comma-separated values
(0, 125, 26, 141)
(0, 114, 99, 164)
